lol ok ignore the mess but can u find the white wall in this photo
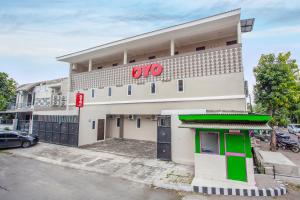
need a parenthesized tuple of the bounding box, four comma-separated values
(123, 117, 157, 142)
(171, 114, 195, 165)
(192, 154, 256, 189)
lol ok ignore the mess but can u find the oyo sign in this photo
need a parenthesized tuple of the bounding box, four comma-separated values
(75, 92, 84, 108)
(132, 63, 163, 79)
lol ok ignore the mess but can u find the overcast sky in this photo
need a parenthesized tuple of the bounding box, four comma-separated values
(0, 0, 299, 94)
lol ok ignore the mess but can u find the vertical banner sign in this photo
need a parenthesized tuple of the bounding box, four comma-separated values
(76, 92, 84, 108)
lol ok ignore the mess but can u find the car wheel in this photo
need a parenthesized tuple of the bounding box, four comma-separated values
(22, 141, 31, 148)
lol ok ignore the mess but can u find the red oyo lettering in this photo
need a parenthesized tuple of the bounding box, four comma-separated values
(131, 63, 163, 79)
(151, 63, 163, 76)
(132, 66, 142, 79)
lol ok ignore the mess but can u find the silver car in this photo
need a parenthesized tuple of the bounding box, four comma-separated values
(288, 124, 300, 135)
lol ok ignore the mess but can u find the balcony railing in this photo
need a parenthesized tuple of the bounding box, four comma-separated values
(33, 95, 67, 111)
(8, 103, 32, 111)
(70, 44, 242, 91)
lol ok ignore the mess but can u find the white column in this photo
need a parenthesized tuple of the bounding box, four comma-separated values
(170, 39, 175, 56)
(67, 64, 72, 111)
(123, 50, 128, 65)
(237, 21, 241, 43)
(88, 59, 92, 72)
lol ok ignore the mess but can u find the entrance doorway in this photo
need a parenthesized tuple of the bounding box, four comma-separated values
(225, 133, 247, 182)
(97, 119, 105, 141)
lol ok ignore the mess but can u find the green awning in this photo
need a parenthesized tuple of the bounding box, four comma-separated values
(179, 122, 271, 130)
(179, 114, 271, 123)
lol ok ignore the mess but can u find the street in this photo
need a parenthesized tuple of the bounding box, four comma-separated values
(0, 153, 180, 200)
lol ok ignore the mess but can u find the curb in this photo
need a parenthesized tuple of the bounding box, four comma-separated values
(193, 185, 287, 196)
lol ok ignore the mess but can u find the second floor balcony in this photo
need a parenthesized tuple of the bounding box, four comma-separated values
(70, 44, 242, 91)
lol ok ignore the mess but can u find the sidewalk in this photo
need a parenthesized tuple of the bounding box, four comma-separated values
(5, 143, 194, 192)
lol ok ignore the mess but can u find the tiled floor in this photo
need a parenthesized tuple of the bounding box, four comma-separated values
(81, 138, 157, 159)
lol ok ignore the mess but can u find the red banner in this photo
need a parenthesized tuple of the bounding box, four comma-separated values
(76, 92, 84, 108)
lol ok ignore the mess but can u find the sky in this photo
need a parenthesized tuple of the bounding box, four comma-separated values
(0, 0, 299, 94)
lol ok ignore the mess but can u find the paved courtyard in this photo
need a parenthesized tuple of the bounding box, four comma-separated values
(81, 138, 156, 159)
(4, 142, 194, 191)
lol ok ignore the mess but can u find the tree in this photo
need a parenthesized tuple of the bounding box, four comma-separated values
(0, 72, 17, 111)
(253, 52, 300, 151)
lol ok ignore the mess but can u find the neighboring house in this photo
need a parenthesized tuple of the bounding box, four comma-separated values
(3, 78, 69, 132)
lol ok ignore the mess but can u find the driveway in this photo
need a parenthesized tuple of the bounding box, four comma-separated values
(81, 138, 156, 159)
(0, 153, 180, 200)
(4, 143, 194, 192)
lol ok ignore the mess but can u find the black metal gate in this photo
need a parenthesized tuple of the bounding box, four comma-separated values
(157, 115, 171, 161)
(32, 115, 79, 147)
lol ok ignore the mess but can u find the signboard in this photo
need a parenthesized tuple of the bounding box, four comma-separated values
(76, 92, 84, 108)
(132, 63, 163, 79)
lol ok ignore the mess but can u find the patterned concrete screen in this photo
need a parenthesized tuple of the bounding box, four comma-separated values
(32, 115, 79, 147)
(157, 116, 171, 161)
(71, 45, 242, 91)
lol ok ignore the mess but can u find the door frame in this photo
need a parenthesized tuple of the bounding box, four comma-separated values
(225, 132, 248, 182)
(97, 119, 105, 141)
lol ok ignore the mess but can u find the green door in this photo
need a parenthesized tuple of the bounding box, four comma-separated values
(225, 133, 247, 182)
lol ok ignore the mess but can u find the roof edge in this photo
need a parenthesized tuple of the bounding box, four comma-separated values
(56, 8, 241, 62)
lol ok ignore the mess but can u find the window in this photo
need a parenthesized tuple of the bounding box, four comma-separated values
(112, 63, 118, 66)
(127, 85, 132, 96)
(175, 51, 179, 55)
(91, 89, 95, 98)
(92, 121, 95, 129)
(159, 118, 165, 126)
(136, 118, 141, 128)
(116, 118, 120, 127)
(150, 83, 156, 94)
(148, 56, 156, 60)
(129, 59, 135, 63)
(177, 79, 184, 92)
(108, 87, 112, 96)
(200, 132, 219, 154)
(97, 66, 103, 69)
(226, 40, 237, 46)
(196, 46, 205, 51)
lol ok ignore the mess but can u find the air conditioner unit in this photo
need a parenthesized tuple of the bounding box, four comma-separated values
(128, 115, 136, 120)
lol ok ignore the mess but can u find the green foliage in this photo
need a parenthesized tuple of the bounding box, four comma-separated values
(0, 72, 17, 111)
(253, 52, 300, 126)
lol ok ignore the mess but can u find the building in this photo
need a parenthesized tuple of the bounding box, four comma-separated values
(39, 9, 270, 191)
(1, 77, 69, 132)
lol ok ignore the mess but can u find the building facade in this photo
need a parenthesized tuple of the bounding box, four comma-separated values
(58, 8, 249, 150)
(4, 78, 69, 132)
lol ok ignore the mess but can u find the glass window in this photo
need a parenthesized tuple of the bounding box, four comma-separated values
(200, 132, 219, 154)
(177, 79, 184, 92)
(108, 87, 112, 96)
(116, 118, 120, 127)
(136, 118, 141, 128)
(150, 83, 156, 94)
(92, 121, 95, 129)
(127, 85, 132, 96)
(226, 40, 237, 46)
(196, 46, 205, 51)
(91, 89, 95, 98)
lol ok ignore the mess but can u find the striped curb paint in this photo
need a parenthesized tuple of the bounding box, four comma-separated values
(193, 185, 287, 197)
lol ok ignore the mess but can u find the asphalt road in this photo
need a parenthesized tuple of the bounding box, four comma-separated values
(0, 153, 180, 200)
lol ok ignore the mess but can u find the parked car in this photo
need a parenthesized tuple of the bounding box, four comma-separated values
(288, 124, 300, 135)
(0, 131, 38, 149)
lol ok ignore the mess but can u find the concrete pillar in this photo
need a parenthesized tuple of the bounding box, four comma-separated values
(88, 59, 92, 72)
(123, 50, 128, 65)
(170, 39, 175, 56)
(66, 64, 72, 111)
(237, 21, 241, 43)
